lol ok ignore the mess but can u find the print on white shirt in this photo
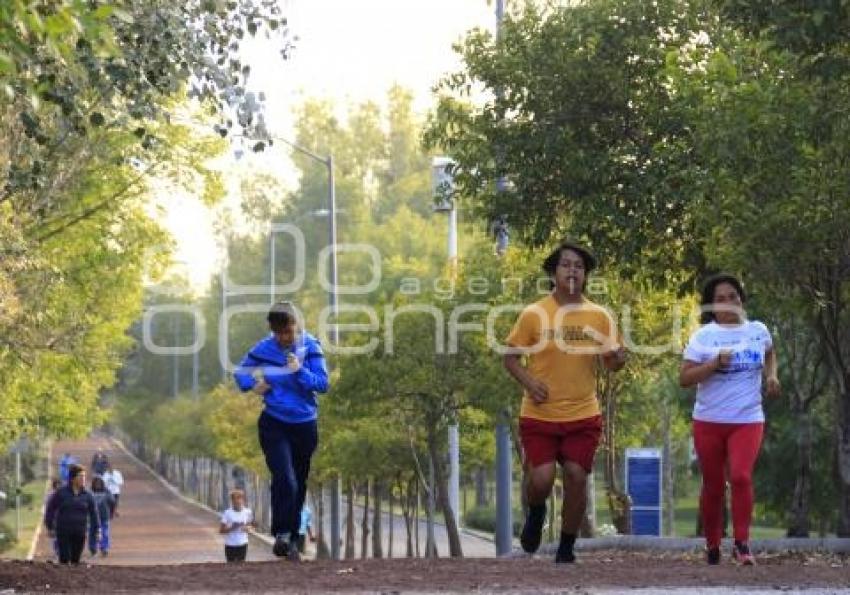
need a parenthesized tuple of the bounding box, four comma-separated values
(683, 321, 773, 424)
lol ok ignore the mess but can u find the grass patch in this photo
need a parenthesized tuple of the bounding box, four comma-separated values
(0, 479, 49, 559)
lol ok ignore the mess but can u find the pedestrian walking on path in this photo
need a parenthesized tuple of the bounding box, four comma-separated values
(219, 488, 254, 563)
(680, 274, 781, 566)
(103, 463, 124, 518)
(234, 301, 329, 561)
(89, 476, 113, 557)
(58, 453, 77, 483)
(44, 464, 100, 564)
(504, 241, 627, 564)
(91, 449, 110, 477)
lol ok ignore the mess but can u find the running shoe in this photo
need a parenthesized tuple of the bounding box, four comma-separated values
(273, 533, 290, 557)
(732, 541, 755, 566)
(520, 505, 546, 554)
(287, 540, 301, 562)
(554, 546, 576, 564)
(706, 546, 720, 565)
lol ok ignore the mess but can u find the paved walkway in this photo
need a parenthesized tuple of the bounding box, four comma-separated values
(35, 436, 275, 564)
(34, 436, 496, 564)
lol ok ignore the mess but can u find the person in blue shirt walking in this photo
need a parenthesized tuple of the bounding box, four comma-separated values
(58, 453, 77, 483)
(233, 301, 329, 561)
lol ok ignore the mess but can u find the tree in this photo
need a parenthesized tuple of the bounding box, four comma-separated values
(666, 4, 850, 533)
(424, 0, 715, 280)
(0, 0, 287, 446)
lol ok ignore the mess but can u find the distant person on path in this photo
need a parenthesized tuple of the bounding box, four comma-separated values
(58, 453, 77, 483)
(493, 215, 509, 257)
(219, 488, 254, 563)
(504, 241, 626, 563)
(90, 449, 109, 477)
(103, 463, 124, 518)
(88, 476, 113, 557)
(296, 503, 315, 554)
(680, 274, 781, 566)
(44, 464, 100, 564)
(234, 301, 329, 561)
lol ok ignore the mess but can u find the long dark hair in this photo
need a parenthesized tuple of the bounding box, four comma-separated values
(91, 476, 106, 493)
(699, 274, 746, 324)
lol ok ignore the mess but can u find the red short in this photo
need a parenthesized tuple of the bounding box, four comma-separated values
(519, 415, 603, 472)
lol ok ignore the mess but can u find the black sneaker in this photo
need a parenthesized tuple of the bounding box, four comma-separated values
(706, 546, 721, 565)
(287, 540, 301, 562)
(273, 534, 290, 557)
(520, 505, 546, 554)
(555, 546, 576, 563)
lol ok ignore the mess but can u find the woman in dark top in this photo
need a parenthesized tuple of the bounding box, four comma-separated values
(44, 464, 100, 564)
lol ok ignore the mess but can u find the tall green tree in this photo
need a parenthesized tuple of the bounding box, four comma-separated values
(424, 0, 716, 279)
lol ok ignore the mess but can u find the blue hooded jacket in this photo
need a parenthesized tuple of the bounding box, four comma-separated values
(233, 331, 329, 424)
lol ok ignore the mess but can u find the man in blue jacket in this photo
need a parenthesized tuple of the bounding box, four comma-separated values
(233, 301, 329, 561)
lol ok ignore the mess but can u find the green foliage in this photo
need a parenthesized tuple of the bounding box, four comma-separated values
(205, 385, 266, 475)
(0, 520, 15, 553)
(464, 505, 522, 537)
(425, 0, 717, 279)
(148, 394, 217, 458)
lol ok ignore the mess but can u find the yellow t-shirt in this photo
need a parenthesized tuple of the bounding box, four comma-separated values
(506, 295, 618, 422)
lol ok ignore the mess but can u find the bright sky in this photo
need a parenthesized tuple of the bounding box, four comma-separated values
(160, 0, 496, 291)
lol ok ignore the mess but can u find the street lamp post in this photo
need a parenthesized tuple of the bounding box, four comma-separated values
(494, 0, 514, 557)
(432, 157, 461, 529)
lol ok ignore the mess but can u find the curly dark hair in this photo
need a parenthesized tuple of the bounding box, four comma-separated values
(541, 241, 597, 292)
(699, 274, 746, 324)
(542, 240, 597, 276)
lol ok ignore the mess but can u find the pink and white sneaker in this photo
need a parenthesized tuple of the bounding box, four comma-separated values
(732, 541, 756, 566)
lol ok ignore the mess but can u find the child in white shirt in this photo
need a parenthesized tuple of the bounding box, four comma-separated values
(219, 489, 254, 563)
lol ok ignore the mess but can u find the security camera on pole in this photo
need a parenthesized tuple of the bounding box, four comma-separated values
(432, 157, 461, 531)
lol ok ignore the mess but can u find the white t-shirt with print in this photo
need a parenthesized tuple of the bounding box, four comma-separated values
(221, 507, 253, 547)
(683, 320, 773, 423)
(103, 469, 123, 495)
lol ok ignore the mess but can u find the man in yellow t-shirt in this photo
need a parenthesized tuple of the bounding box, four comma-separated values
(504, 240, 626, 563)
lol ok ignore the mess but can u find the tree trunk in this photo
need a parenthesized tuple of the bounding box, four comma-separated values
(475, 467, 488, 507)
(428, 428, 463, 557)
(414, 476, 420, 557)
(837, 384, 850, 537)
(313, 484, 330, 559)
(372, 480, 383, 558)
(361, 479, 371, 559)
(402, 476, 414, 558)
(425, 455, 437, 558)
(388, 483, 394, 558)
(345, 480, 356, 559)
(787, 409, 812, 537)
(601, 373, 631, 534)
(663, 397, 675, 536)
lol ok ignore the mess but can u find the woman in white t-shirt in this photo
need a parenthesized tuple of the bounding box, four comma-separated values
(680, 274, 781, 566)
(219, 489, 254, 563)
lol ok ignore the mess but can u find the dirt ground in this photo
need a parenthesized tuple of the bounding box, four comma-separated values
(1, 551, 848, 593)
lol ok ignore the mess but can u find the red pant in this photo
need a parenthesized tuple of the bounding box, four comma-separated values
(693, 420, 763, 548)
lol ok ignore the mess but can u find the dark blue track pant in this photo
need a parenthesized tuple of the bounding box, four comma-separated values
(257, 411, 318, 538)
